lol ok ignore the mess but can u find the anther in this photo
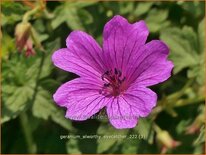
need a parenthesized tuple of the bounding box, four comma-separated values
(114, 68, 118, 75)
(122, 77, 126, 82)
(104, 83, 110, 87)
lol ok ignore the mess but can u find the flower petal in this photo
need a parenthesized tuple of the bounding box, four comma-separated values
(53, 78, 108, 120)
(66, 31, 106, 74)
(126, 40, 174, 86)
(124, 86, 157, 117)
(102, 15, 149, 72)
(52, 48, 101, 79)
(106, 86, 156, 129)
(106, 96, 138, 129)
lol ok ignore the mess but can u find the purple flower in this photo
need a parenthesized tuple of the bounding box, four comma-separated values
(52, 15, 174, 129)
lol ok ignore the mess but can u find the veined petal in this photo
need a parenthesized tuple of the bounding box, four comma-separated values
(106, 86, 157, 129)
(102, 15, 149, 72)
(52, 48, 101, 79)
(127, 40, 174, 86)
(106, 97, 138, 129)
(66, 31, 106, 74)
(124, 86, 157, 117)
(53, 78, 108, 120)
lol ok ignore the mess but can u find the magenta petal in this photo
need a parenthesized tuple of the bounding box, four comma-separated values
(106, 86, 156, 129)
(102, 15, 149, 71)
(106, 97, 138, 129)
(66, 31, 106, 74)
(52, 48, 101, 79)
(127, 40, 174, 86)
(53, 78, 108, 120)
(124, 86, 157, 117)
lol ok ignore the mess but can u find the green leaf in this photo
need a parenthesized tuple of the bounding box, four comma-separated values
(51, 2, 95, 30)
(160, 27, 198, 74)
(32, 87, 74, 131)
(180, 1, 205, 18)
(1, 34, 15, 59)
(1, 2, 28, 26)
(119, 2, 134, 15)
(160, 20, 205, 84)
(134, 2, 154, 17)
(121, 138, 139, 154)
(145, 9, 170, 33)
(1, 85, 34, 123)
(1, 39, 60, 123)
(133, 118, 154, 144)
(193, 125, 205, 145)
(66, 139, 82, 154)
(198, 19, 205, 54)
(2, 2, 28, 16)
(176, 119, 191, 134)
(2, 56, 37, 123)
(97, 123, 128, 153)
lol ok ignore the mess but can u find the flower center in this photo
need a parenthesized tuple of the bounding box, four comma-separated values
(99, 68, 126, 96)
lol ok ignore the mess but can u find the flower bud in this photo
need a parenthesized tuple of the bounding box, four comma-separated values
(15, 22, 31, 51)
(157, 130, 181, 153)
(25, 39, 35, 57)
(186, 113, 204, 134)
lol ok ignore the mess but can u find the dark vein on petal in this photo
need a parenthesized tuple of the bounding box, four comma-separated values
(69, 94, 100, 106)
(73, 42, 103, 74)
(120, 35, 129, 71)
(124, 31, 140, 70)
(113, 27, 118, 68)
(121, 96, 140, 112)
(73, 41, 104, 73)
(61, 53, 100, 78)
(84, 35, 107, 70)
(73, 95, 101, 113)
(124, 93, 150, 111)
(67, 82, 102, 88)
(117, 97, 128, 122)
(70, 46, 100, 75)
(121, 96, 136, 118)
(129, 88, 153, 96)
(84, 96, 106, 117)
(127, 51, 159, 84)
(110, 97, 115, 122)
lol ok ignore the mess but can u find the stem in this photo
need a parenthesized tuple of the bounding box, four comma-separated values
(19, 112, 37, 153)
(175, 96, 204, 107)
(167, 79, 194, 100)
(23, 6, 40, 23)
(29, 51, 46, 107)
(153, 123, 162, 133)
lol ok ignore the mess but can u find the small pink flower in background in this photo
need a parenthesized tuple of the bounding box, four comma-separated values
(52, 15, 174, 129)
(15, 22, 35, 57)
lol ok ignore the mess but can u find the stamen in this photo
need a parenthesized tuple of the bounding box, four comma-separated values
(114, 68, 118, 75)
(104, 83, 110, 87)
(100, 68, 126, 96)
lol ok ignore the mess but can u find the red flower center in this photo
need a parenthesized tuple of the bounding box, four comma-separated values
(100, 68, 126, 96)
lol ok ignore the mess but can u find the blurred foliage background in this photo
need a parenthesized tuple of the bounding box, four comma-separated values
(1, 0, 205, 154)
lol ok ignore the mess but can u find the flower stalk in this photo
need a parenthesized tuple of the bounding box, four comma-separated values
(22, 6, 41, 23)
(19, 112, 37, 153)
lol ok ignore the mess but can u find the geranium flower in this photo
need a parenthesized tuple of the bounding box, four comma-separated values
(52, 15, 173, 129)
